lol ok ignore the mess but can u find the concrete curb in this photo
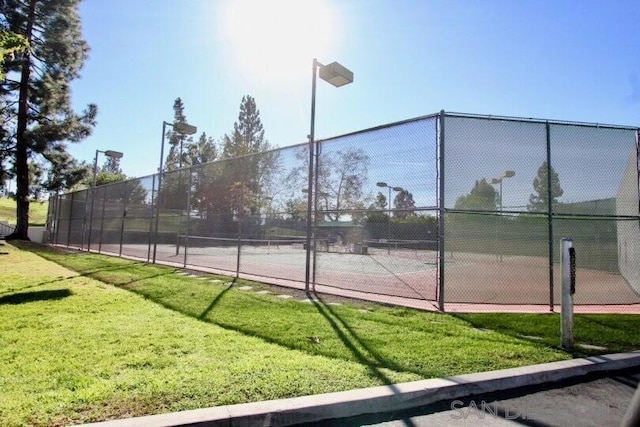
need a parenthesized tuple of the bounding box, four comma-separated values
(82, 351, 640, 427)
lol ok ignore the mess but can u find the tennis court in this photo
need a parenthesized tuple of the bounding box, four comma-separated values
(47, 111, 640, 312)
(103, 237, 440, 301)
(96, 238, 640, 310)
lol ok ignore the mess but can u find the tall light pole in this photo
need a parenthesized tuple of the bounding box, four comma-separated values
(305, 59, 353, 292)
(86, 149, 123, 251)
(376, 182, 403, 254)
(491, 170, 515, 261)
(491, 170, 515, 213)
(152, 120, 197, 263)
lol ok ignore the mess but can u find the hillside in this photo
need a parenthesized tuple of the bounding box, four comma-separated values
(0, 198, 49, 225)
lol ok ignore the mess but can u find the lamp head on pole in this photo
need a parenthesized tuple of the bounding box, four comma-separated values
(376, 181, 388, 188)
(104, 150, 123, 159)
(318, 62, 354, 87)
(173, 122, 197, 135)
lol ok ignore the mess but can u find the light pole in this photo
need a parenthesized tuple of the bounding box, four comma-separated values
(263, 196, 273, 226)
(305, 59, 353, 292)
(491, 170, 515, 213)
(376, 182, 403, 254)
(491, 170, 515, 261)
(86, 149, 123, 251)
(152, 120, 197, 263)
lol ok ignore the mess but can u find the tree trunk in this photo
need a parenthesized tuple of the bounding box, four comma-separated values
(6, 0, 36, 241)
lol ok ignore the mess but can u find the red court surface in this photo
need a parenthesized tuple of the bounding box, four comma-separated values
(61, 243, 640, 314)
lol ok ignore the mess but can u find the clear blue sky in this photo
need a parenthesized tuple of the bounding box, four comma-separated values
(68, 0, 640, 179)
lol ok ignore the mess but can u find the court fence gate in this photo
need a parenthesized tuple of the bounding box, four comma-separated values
(46, 111, 640, 311)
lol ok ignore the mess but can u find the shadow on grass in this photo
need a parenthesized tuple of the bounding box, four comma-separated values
(0, 288, 72, 305)
(199, 279, 236, 319)
(449, 313, 617, 357)
(0, 276, 78, 296)
(100, 270, 430, 381)
(310, 293, 402, 389)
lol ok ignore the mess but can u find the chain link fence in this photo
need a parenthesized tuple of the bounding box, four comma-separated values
(46, 112, 640, 311)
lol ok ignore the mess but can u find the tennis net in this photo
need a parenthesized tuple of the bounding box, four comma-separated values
(175, 235, 327, 256)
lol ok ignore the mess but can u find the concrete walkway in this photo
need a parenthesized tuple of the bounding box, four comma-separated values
(81, 351, 640, 427)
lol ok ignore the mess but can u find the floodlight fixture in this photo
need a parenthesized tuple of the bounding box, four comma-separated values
(318, 61, 354, 87)
(173, 122, 198, 135)
(104, 150, 123, 159)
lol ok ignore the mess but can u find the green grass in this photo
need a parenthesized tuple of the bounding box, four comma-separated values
(0, 197, 48, 226)
(3, 242, 640, 425)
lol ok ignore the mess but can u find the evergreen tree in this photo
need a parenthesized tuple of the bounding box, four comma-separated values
(221, 95, 270, 159)
(528, 161, 564, 212)
(375, 191, 387, 210)
(1, 0, 97, 240)
(393, 189, 416, 219)
(189, 132, 218, 217)
(102, 155, 122, 174)
(0, 30, 29, 79)
(187, 132, 217, 166)
(454, 178, 498, 210)
(219, 95, 279, 219)
(165, 97, 192, 171)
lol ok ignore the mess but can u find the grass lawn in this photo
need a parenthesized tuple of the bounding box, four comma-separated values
(3, 242, 639, 425)
(0, 197, 48, 226)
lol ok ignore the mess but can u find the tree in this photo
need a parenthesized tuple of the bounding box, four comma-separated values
(454, 178, 498, 210)
(528, 161, 564, 212)
(159, 98, 198, 212)
(187, 132, 217, 166)
(286, 146, 370, 222)
(221, 95, 271, 159)
(102, 154, 122, 174)
(164, 97, 193, 171)
(2, 0, 97, 240)
(0, 29, 29, 79)
(393, 189, 416, 219)
(374, 191, 387, 210)
(219, 95, 280, 218)
(0, 29, 28, 193)
(189, 132, 218, 218)
(284, 198, 306, 222)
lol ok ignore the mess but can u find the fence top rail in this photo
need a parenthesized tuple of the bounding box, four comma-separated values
(443, 111, 640, 131)
(53, 110, 638, 200)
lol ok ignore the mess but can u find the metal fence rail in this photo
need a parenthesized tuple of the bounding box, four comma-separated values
(46, 111, 640, 311)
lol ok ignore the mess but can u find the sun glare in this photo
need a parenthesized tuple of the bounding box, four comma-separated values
(220, 0, 338, 85)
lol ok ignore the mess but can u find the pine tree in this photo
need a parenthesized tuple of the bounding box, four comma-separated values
(187, 132, 217, 166)
(102, 155, 122, 174)
(528, 161, 564, 212)
(454, 179, 498, 210)
(0, 30, 29, 80)
(393, 189, 417, 219)
(165, 97, 192, 171)
(220, 95, 279, 217)
(221, 95, 270, 159)
(189, 132, 218, 218)
(1, 0, 97, 240)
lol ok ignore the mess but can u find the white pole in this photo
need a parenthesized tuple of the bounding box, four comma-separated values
(561, 238, 575, 350)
